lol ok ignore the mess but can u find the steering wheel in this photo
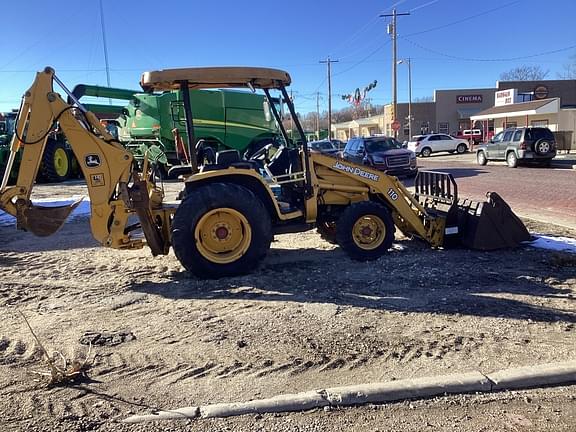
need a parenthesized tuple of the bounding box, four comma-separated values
(249, 143, 274, 162)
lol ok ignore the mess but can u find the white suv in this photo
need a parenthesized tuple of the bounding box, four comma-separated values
(408, 134, 469, 157)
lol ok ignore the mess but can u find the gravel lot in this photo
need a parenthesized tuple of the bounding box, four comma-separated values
(0, 181, 575, 431)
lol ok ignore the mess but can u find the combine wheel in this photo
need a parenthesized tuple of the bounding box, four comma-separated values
(171, 183, 272, 278)
(39, 138, 70, 182)
(336, 201, 395, 261)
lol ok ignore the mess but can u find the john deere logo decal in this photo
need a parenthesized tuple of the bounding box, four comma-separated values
(332, 160, 380, 181)
(85, 154, 101, 168)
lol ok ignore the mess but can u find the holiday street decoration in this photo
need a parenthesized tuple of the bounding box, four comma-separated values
(342, 80, 378, 107)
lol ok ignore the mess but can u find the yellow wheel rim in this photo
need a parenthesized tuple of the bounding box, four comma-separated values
(194, 208, 252, 264)
(352, 214, 386, 250)
(54, 147, 68, 177)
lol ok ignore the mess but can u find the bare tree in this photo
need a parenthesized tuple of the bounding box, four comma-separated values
(557, 53, 576, 79)
(413, 96, 433, 102)
(500, 65, 549, 81)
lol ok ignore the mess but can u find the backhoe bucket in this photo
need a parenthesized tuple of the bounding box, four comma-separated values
(16, 198, 83, 237)
(452, 192, 531, 250)
(414, 171, 531, 250)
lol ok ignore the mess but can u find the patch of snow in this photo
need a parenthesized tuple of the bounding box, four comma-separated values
(526, 235, 576, 254)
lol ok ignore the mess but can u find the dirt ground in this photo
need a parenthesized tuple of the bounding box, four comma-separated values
(1, 182, 575, 431)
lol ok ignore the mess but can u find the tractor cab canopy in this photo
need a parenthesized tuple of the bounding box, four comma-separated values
(140, 67, 292, 92)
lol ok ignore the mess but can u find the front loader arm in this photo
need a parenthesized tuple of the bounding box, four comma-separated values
(0, 67, 170, 254)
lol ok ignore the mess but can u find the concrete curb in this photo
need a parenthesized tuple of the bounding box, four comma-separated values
(123, 360, 576, 424)
(487, 360, 576, 391)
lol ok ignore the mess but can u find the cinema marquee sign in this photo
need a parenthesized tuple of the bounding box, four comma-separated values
(456, 94, 483, 103)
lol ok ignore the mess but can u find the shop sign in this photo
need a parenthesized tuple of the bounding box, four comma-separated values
(456, 94, 483, 103)
(495, 88, 518, 106)
(534, 85, 549, 99)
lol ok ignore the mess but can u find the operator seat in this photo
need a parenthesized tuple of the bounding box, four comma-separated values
(200, 149, 260, 172)
(266, 146, 301, 177)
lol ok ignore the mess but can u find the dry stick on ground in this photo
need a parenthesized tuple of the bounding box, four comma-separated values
(18, 310, 93, 386)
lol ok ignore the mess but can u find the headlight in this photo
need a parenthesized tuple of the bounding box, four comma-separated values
(371, 156, 385, 163)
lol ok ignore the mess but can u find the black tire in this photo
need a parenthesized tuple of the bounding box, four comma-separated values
(506, 151, 518, 168)
(39, 138, 70, 182)
(534, 139, 552, 155)
(336, 201, 395, 261)
(456, 143, 467, 154)
(171, 183, 272, 278)
(421, 147, 432, 157)
(477, 151, 487, 166)
(317, 220, 337, 244)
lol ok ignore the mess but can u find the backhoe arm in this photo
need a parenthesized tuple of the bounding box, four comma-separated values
(0, 67, 171, 254)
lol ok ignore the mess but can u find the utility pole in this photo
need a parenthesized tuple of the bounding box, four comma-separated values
(398, 58, 412, 139)
(316, 91, 320, 140)
(380, 9, 409, 138)
(320, 57, 338, 140)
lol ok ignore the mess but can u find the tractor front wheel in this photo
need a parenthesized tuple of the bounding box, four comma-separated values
(171, 183, 272, 278)
(336, 201, 395, 261)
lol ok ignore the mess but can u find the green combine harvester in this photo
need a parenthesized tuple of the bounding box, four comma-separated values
(72, 84, 284, 177)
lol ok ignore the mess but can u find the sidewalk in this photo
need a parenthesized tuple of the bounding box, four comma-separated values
(551, 152, 576, 169)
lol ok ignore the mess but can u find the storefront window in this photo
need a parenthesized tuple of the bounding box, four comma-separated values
(438, 122, 449, 134)
(531, 119, 549, 127)
(505, 122, 517, 128)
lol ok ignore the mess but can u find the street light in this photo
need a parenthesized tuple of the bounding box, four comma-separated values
(397, 58, 412, 140)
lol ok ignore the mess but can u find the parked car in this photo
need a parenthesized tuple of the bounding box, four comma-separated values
(407, 134, 469, 157)
(342, 136, 417, 177)
(309, 139, 339, 155)
(476, 127, 557, 168)
(454, 129, 483, 145)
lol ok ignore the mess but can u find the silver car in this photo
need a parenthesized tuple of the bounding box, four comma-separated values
(408, 134, 469, 157)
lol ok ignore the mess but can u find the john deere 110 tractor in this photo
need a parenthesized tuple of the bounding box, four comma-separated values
(0, 66, 530, 278)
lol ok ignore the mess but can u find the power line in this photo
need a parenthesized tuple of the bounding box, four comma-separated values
(403, 0, 522, 38)
(402, 37, 576, 62)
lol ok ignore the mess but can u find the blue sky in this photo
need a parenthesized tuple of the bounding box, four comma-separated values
(1, 0, 575, 114)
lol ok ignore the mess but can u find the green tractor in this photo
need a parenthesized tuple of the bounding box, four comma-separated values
(1, 110, 80, 183)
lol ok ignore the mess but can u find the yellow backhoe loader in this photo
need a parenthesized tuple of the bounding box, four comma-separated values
(0, 67, 531, 278)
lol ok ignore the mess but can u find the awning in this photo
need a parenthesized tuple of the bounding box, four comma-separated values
(457, 108, 482, 119)
(471, 98, 560, 121)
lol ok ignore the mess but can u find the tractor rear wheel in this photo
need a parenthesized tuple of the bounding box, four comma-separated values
(39, 138, 70, 182)
(171, 183, 272, 278)
(336, 201, 395, 261)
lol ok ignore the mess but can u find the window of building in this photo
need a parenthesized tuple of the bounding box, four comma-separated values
(505, 122, 517, 128)
(420, 122, 430, 134)
(438, 122, 449, 134)
(403, 124, 409, 136)
(531, 119, 549, 127)
(518, 93, 534, 102)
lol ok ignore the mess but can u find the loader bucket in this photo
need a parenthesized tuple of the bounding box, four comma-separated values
(16, 198, 83, 237)
(414, 171, 531, 251)
(453, 192, 531, 250)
